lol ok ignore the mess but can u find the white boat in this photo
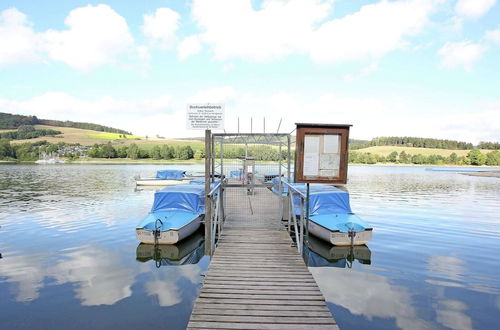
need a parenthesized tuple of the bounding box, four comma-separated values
(135, 169, 192, 186)
(291, 184, 373, 246)
(135, 185, 205, 245)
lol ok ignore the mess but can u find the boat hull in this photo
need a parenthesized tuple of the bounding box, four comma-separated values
(308, 220, 372, 246)
(136, 179, 191, 186)
(135, 215, 203, 244)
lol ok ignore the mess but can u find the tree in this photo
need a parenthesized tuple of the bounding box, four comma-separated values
(150, 146, 162, 159)
(0, 139, 13, 159)
(160, 145, 174, 159)
(127, 143, 140, 159)
(388, 151, 398, 162)
(485, 151, 500, 166)
(449, 152, 458, 164)
(102, 142, 117, 158)
(399, 151, 409, 163)
(467, 149, 486, 166)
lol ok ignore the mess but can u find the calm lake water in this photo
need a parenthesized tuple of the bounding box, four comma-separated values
(1, 164, 499, 329)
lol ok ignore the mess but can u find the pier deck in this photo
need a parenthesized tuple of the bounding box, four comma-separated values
(187, 187, 338, 329)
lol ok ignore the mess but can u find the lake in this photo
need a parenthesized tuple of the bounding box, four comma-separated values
(0, 164, 499, 329)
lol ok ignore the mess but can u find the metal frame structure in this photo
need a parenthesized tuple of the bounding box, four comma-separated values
(211, 133, 292, 185)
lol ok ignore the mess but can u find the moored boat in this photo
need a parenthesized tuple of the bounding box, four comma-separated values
(289, 184, 373, 246)
(135, 169, 192, 186)
(135, 184, 205, 244)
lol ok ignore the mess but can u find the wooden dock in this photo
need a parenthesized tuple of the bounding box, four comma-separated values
(187, 187, 338, 329)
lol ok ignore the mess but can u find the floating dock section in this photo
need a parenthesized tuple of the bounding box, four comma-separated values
(187, 186, 339, 329)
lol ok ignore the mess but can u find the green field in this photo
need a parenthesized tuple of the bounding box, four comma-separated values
(86, 132, 142, 140)
(355, 146, 488, 157)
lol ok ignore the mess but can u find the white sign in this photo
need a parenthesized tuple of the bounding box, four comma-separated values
(186, 104, 225, 130)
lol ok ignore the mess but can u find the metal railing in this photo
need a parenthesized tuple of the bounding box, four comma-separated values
(281, 179, 307, 255)
(206, 179, 225, 253)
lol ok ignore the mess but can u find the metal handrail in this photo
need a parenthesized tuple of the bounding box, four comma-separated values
(207, 179, 225, 253)
(280, 179, 307, 255)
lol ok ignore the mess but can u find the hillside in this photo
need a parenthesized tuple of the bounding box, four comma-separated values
(355, 146, 474, 157)
(2, 125, 204, 149)
(0, 112, 130, 135)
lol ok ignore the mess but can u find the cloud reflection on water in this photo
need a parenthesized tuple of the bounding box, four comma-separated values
(145, 264, 201, 307)
(47, 245, 135, 306)
(310, 267, 433, 330)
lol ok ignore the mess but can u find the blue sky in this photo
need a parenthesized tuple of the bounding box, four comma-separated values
(0, 0, 499, 143)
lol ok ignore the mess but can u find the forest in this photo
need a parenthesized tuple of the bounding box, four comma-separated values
(0, 125, 61, 140)
(0, 112, 130, 135)
(1, 140, 499, 166)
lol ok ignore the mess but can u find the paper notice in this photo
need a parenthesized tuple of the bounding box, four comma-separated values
(319, 169, 339, 177)
(320, 154, 340, 170)
(304, 135, 320, 153)
(324, 134, 340, 154)
(303, 152, 319, 176)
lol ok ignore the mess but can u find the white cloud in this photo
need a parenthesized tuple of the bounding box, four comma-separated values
(141, 8, 180, 49)
(192, 0, 332, 61)
(178, 35, 202, 60)
(438, 40, 487, 71)
(485, 28, 500, 43)
(43, 4, 134, 71)
(192, 0, 440, 63)
(310, 0, 438, 63)
(0, 8, 40, 66)
(455, 0, 497, 19)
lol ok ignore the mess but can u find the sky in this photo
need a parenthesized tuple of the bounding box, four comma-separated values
(0, 0, 499, 144)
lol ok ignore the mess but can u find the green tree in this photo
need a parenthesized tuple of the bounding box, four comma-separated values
(127, 143, 140, 159)
(102, 142, 117, 158)
(449, 152, 458, 164)
(0, 139, 13, 159)
(467, 149, 486, 166)
(399, 151, 410, 163)
(160, 145, 174, 159)
(388, 151, 398, 162)
(150, 145, 162, 159)
(485, 151, 500, 166)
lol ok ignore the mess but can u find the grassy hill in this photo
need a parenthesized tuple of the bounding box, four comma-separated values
(355, 146, 477, 157)
(1, 125, 204, 150)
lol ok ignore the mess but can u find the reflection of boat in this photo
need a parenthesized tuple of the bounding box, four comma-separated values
(307, 234, 371, 268)
(136, 230, 204, 266)
(135, 169, 192, 186)
(291, 184, 373, 246)
(135, 185, 205, 244)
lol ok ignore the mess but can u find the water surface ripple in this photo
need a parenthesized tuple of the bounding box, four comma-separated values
(0, 164, 499, 330)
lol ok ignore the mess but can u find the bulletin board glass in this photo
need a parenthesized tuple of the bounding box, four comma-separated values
(295, 123, 351, 184)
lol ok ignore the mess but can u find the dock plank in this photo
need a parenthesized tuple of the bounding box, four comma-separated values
(187, 186, 337, 329)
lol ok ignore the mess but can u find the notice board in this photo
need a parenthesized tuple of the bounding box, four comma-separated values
(295, 123, 351, 184)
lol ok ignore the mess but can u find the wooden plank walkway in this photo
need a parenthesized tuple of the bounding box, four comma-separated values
(187, 187, 338, 329)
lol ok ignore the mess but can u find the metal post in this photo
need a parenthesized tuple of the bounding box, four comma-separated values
(305, 183, 310, 239)
(204, 129, 212, 256)
(287, 135, 291, 181)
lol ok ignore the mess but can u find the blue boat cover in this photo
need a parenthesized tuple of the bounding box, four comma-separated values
(156, 169, 186, 180)
(151, 184, 205, 214)
(136, 210, 200, 231)
(294, 185, 352, 215)
(230, 170, 243, 178)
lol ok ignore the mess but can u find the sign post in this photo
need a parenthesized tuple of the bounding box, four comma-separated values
(186, 104, 224, 130)
(186, 103, 224, 256)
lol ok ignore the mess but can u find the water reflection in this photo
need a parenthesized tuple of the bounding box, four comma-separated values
(306, 235, 371, 268)
(0, 253, 47, 302)
(136, 230, 205, 267)
(49, 245, 135, 306)
(310, 267, 433, 330)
